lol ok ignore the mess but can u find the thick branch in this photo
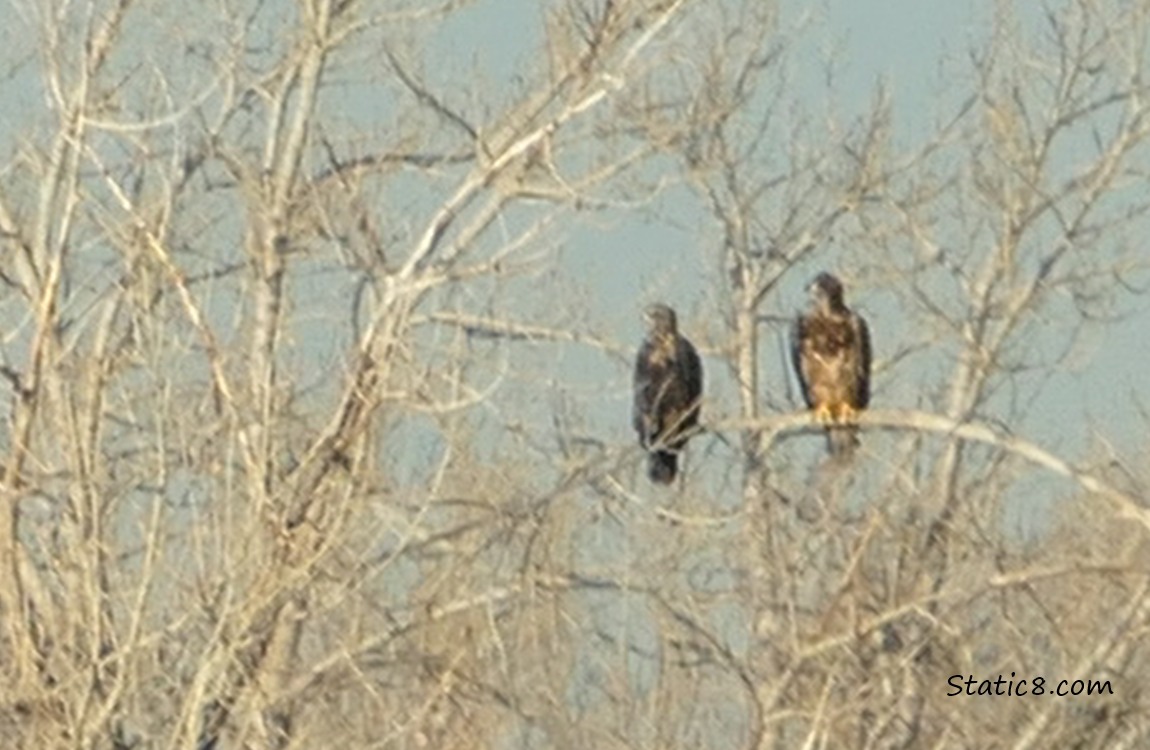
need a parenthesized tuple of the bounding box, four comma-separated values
(720, 409, 1150, 532)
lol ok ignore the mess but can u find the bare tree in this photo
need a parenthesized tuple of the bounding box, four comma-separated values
(0, 1, 1147, 749)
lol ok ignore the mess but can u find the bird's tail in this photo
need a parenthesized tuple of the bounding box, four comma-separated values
(648, 450, 678, 484)
(826, 425, 860, 460)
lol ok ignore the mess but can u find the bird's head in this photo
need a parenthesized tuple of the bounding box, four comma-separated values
(643, 303, 678, 337)
(808, 272, 846, 312)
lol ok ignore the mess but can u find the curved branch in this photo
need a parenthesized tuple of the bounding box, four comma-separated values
(719, 408, 1150, 532)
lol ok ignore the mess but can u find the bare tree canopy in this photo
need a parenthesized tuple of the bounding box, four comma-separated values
(0, 1, 1148, 748)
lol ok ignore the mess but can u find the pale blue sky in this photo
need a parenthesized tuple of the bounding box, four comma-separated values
(243, 0, 1150, 472)
(416, 0, 1150, 468)
(0, 4, 1144, 746)
(2, 0, 1145, 496)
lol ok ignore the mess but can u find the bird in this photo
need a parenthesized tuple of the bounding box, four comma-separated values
(633, 304, 703, 484)
(791, 272, 872, 458)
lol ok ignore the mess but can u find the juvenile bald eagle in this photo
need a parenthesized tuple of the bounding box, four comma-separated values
(792, 273, 872, 458)
(633, 304, 703, 484)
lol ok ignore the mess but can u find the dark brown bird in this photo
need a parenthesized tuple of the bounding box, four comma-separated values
(633, 304, 703, 484)
(792, 273, 872, 458)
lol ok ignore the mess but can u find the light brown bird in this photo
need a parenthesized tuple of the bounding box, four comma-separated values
(792, 273, 872, 458)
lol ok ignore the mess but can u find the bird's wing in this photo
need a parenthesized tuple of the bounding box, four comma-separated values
(790, 315, 813, 407)
(851, 311, 872, 408)
(632, 341, 655, 436)
(682, 336, 703, 410)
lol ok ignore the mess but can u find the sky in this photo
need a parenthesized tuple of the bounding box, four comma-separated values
(398, 1, 1150, 556)
(0, 1, 1145, 745)
(1, 0, 1144, 504)
(422, 0, 1149, 454)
